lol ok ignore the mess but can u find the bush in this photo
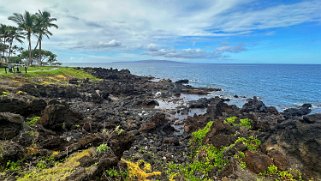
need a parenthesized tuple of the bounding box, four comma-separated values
(96, 143, 110, 153)
(191, 121, 213, 145)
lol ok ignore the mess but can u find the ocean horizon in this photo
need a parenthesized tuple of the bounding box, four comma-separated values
(64, 62, 321, 113)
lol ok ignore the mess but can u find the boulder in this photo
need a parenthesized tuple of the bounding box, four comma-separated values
(39, 103, 82, 132)
(242, 96, 267, 113)
(204, 120, 235, 148)
(109, 130, 137, 158)
(0, 96, 46, 116)
(0, 141, 24, 163)
(189, 98, 209, 109)
(282, 104, 312, 119)
(175, 79, 189, 84)
(302, 113, 321, 123)
(139, 113, 169, 133)
(0, 96, 29, 116)
(244, 151, 273, 174)
(0, 112, 23, 140)
(267, 116, 321, 174)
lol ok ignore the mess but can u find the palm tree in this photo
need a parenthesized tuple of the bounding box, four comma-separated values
(6, 26, 24, 59)
(0, 24, 9, 61)
(8, 11, 35, 65)
(34, 10, 58, 64)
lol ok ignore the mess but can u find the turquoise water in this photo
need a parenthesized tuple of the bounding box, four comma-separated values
(66, 63, 321, 112)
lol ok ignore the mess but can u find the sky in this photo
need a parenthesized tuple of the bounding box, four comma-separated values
(0, 0, 321, 64)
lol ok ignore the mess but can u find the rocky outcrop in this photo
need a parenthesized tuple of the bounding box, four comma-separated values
(39, 102, 82, 132)
(282, 103, 312, 119)
(241, 96, 267, 113)
(266, 115, 321, 176)
(244, 151, 273, 174)
(0, 112, 23, 140)
(139, 113, 169, 133)
(0, 141, 24, 164)
(0, 96, 46, 116)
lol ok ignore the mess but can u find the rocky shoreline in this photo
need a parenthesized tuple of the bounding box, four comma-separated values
(0, 67, 320, 180)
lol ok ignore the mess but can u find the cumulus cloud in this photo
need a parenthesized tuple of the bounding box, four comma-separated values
(0, 0, 320, 61)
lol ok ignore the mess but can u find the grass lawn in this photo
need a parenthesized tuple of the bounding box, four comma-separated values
(0, 66, 99, 86)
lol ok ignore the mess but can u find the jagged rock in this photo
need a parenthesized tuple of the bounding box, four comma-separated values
(184, 115, 210, 133)
(205, 120, 235, 148)
(266, 116, 321, 175)
(19, 84, 80, 98)
(175, 79, 189, 84)
(242, 96, 267, 113)
(139, 113, 169, 133)
(163, 137, 179, 146)
(302, 113, 321, 123)
(40, 103, 82, 132)
(69, 78, 79, 85)
(0, 96, 29, 116)
(267, 150, 289, 171)
(0, 96, 46, 116)
(0, 141, 24, 163)
(189, 98, 209, 108)
(0, 112, 23, 140)
(244, 151, 273, 174)
(282, 104, 312, 119)
(109, 130, 137, 158)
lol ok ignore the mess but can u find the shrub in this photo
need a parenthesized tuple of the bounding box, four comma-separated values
(96, 143, 110, 153)
(26, 116, 40, 126)
(191, 121, 213, 145)
(239, 118, 252, 129)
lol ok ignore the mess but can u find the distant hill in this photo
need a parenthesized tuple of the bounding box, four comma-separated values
(112, 60, 187, 64)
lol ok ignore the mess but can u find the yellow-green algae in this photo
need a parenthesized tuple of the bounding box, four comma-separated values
(18, 148, 93, 181)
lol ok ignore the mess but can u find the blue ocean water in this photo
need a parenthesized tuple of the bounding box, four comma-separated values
(66, 63, 321, 113)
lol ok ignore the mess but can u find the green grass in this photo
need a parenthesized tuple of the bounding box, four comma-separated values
(0, 66, 99, 85)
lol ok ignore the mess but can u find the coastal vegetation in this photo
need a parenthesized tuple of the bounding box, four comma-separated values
(1, 10, 58, 66)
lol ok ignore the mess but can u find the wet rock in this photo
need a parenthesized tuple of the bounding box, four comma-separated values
(189, 98, 209, 108)
(175, 79, 189, 84)
(40, 103, 83, 132)
(0, 141, 24, 163)
(244, 151, 273, 174)
(242, 96, 267, 113)
(282, 104, 312, 119)
(0, 112, 23, 140)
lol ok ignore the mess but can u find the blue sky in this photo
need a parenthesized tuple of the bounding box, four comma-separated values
(0, 0, 321, 64)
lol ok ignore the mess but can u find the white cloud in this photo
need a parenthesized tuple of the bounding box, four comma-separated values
(0, 0, 320, 61)
(146, 44, 246, 59)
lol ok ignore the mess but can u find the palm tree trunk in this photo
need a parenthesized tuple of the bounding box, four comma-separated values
(28, 34, 32, 65)
(39, 40, 42, 66)
(8, 40, 13, 59)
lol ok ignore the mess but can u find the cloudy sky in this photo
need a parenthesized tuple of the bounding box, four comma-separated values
(0, 0, 321, 64)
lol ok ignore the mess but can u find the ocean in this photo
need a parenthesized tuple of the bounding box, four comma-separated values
(66, 62, 321, 113)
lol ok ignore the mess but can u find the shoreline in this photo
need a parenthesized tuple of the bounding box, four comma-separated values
(65, 63, 321, 114)
(0, 66, 320, 180)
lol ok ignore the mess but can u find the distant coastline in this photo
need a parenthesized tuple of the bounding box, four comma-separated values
(111, 59, 187, 64)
